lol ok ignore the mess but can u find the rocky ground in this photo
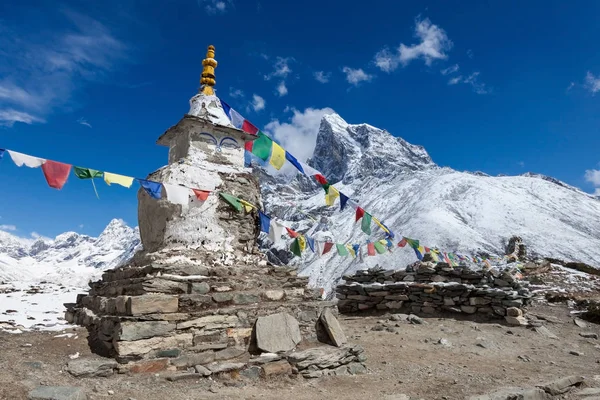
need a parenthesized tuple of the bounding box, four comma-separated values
(1, 300, 599, 400)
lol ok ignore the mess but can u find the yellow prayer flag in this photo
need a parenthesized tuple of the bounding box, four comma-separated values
(269, 142, 286, 170)
(372, 217, 390, 234)
(325, 186, 340, 206)
(239, 199, 256, 213)
(104, 172, 134, 188)
(430, 251, 440, 262)
(298, 235, 306, 251)
(346, 244, 355, 258)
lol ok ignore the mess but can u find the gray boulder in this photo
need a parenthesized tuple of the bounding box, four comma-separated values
(254, 312, 302, 353)
(66, 357, 118, 378)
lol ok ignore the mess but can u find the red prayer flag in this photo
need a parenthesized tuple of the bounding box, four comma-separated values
(398, 238, 407, 247)
(244, 141, 253, 151)
(242, 120, 259, 135)
(41, 160, 71, 190)
(192, 189, 210, 201)
(355, 207, 365, 222)
(322, 242, 334, 255)
(286, 227, 299, 238)
(314, 174, 328, 184)
(367, 242, 376, 256)
(424, 247, 430, 253)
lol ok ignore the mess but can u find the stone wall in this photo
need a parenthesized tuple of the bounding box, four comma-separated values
(336, 262, 532, 323)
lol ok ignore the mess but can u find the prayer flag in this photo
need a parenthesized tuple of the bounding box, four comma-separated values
(325, 186, 339, 206)
(192, 189, 210, 201)
(251, 132, 272, 161)
(239, 199, 255, 213)
(374, 241, 387, 254)
(404, 237, 420, 249)
(41, 160, 71, 190)
(230, 108, 245, 129)
(340, 192, 349, 211)
(290, 238, 302, 257)
(244, 141, 253, 152)
(219, 192, 243, 212)
(258, 211, 271, 233)
(336, 243, 349, 256)
(298, 236, 307, 252)
(8, 150, 45, 168)
(0, 148, 4, 159)
(373, 217, 389, 234)
(352, 244, 360, 256)
(347, 244, 356, 258)
(285, 152, 304, 174)
(367, 242, 376, 256)
(314, 174, 328, 185)
(430, 251, 439, 262)
(269, 142, 286, 170)
(163, 183, 190, 208)
(424, 247, 430, 253)
(355, 207, 365, 222)
(361, 212, 372, 235)
(220, 98, 232, 119)
(74, 167, 102, 179)
(306, 236, 315, 253)
(268, 220, 284, 243)
(322, 242, 334, 255)
(286, 227, 299, 238)
(398, 238, 407, 247)
(414, 245, 425, 260)
(242, 120, 259, 135)
(138, 179, 162, 199)
(315, 240, 323, 256)
(104, 172, 134, 188)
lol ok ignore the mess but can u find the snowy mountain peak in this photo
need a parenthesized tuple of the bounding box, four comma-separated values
(310, 113, 434, 184)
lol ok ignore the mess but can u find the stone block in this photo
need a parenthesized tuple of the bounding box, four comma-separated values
(261, 360, 292, 377)
(190, 282, 210, 294)
(156, 349, 181, 358)
(66, 357, 117, 378)
(422, 306, 436, 314)
(469, 297, 491, 306)
(254, 312, 302, 353)
(172, 352, 215, 368)
(537, 376, 584, 395)
(319, 308, 347, 347)
(443, 297, 455, 306)
(194, 365, 212, 376)
(206, 362, 246, 374)
(117, 321, 176, 341)
(233, 293, 260, 305)
(114, 333, 193, 357)
(176, 315, 238, 330)
(129, 358, 169, 373)
(212, 292, 234, 303)
(505, 316, 528, 326)
(461, 305, 477, 314)
(263, 290, 285, 301)
(28, 386, 87, 400)
(127, 294, 178, 316)
(385, 294, 409, 301)
(214, 347, 246, 361)
(506, 307, 523, 317)
(385, 301, 403, 309)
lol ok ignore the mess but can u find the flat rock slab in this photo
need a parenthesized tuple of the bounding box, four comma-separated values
(319, 308, 347, 347)
(469, 387, 549, 400)
(254, 312, 302, 353)
(538, 376, 585, 395)
(577, 388, 600, 396)
(28, 386, 87, 400)
(66, 357, 118, 378)
(534, 326, 559, 340)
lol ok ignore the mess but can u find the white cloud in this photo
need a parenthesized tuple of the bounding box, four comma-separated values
(229, 88, 244, 98)
(30, 231, 51, 240)
(585, 169, 600, 186)
(463, 72, 490, 94)
(250, 94, 265, 112)
(0, 10, 127, 127)
(264, 57, 292, 81)
(265, 107, 335, 163)
(466, 49, 474, 59)
(584, 72, 600, 94)
(200, 0, 232, 14)
(448, 76, 463, 85)
(276, 81, 288, 97)
(313, 71, 331, 83)
(0, 224, 16, 231)
(566, 82, 575, 92)
(77, 117, 92, 128)
(374, 17, 452, 72)
(518, 161, 525, 167)
(79, 224, 84, 229)
(0, 109, 44, 127)
(441, 64, 459, 75)
(342, 67, 373, 86)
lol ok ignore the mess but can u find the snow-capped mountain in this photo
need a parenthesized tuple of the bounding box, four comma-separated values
(260, 113, 600, 293)
(0, 219, 140, 287)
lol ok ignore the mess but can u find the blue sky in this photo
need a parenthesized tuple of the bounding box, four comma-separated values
(1, 0, 600, 239)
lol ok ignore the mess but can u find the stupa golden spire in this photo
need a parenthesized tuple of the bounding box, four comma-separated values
(200, 45, 217, 95)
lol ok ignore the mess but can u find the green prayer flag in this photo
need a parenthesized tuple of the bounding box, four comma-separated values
(251, 132, 273, 161)
(336, 243, 349, 256)
(361, 212, 372, 235)
(322, 183, 331, 193)
(374, 241, 387, 254)
(219, 192, 243, 212)
(290, 238, 302, 257)
(405, 237, 420, 249)
(74, 166, 103, 179)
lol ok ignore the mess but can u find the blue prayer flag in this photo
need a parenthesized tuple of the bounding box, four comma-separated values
(220, 98, 232, 119)
(138, 179, 162, 199)
(258, 211, 271, 233)
(0, 148, 4, 159)
(306, 236, 315, 253)
(340, 192, 349, 211)
(352, 244, 360, 255)
(414, 247, 424, 260)
(244, 150, 252, 167)
(285, 151, 304, 174)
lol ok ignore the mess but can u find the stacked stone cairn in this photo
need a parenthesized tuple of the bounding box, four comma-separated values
(336, 261, 532, 325)
(65, 251, 367, 379)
